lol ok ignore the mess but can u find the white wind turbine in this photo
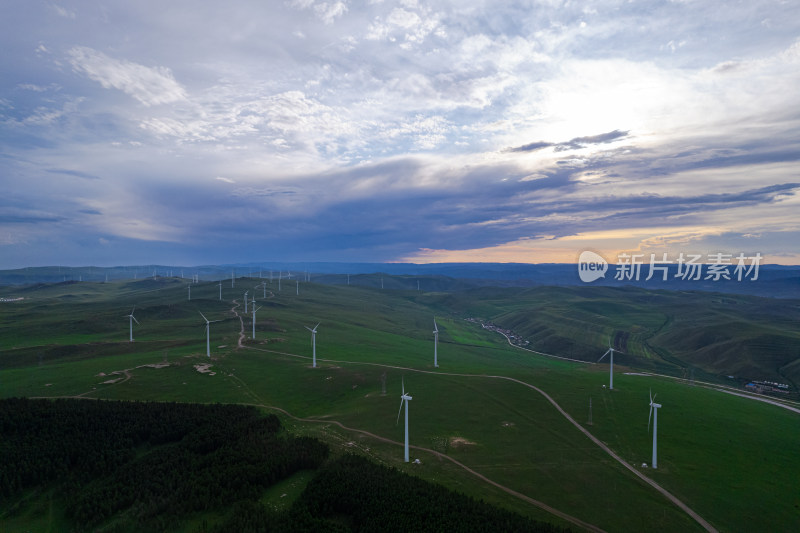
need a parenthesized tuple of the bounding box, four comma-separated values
(251, 298, 261, 339)
(598, 344, 622, 390)
(124, 306, 139, 342)
(244, 291, 249, 313)
(261, 281, 267, 298)
(218, 282, 222, 300)
(433, 318, 439, 368)
(199, 311, 222, 358)
(648, 390, 662, 469)
(396, 378, 413, 462)
(304, 323, 319, 367)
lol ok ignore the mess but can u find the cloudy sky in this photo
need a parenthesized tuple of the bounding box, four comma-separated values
(1, 0, 799, 268)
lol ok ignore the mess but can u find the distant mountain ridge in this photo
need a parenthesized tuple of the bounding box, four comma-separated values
(1, 262, 797, 298)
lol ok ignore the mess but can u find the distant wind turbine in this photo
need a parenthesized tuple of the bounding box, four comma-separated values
(251, 298, 261, 339)
(648, 390, 662, 468)
(296, 280, 299, 295)
(396, 378, 413, 462)
(304, 323, 319, 368)
(188, 286, 191, 301)
(218, 282, 222, 300)
(199, 311, 222, 358)
(124, 306, 139, 342)
(244, 291, 249, 313)
(598, 344, 622, 390)
(433, 318, 439, 368)
(261, 281, 266, 298)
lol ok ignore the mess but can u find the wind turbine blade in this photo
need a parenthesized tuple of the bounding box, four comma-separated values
(304, 326, 312, 332)
(598, 348, 611, 362)
(199, 311, 209, 323)
(131, 306, 136, 314)
(396, 398, 404, 425)
(648, 405, 653, 433)
(402, 377, 405, 395)
(314, 323, 320, 331)
(132, 316, 140, 325)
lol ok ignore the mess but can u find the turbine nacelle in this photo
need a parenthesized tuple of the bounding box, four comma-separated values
(396, 379, 412, 424)
(648, 389, 661, 432)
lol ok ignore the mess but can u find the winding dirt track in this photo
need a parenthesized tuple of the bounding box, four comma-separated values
(231, 302, 715, 533)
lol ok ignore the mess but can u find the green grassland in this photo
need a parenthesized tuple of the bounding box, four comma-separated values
(1, 277, 799, 532)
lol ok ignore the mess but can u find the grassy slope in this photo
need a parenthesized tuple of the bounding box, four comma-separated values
(1, 279, 799, 532)
(429, 285, 800, 388)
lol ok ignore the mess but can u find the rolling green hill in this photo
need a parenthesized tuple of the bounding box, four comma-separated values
(427, 285, 800, 391)
(1, 278, 799, 532)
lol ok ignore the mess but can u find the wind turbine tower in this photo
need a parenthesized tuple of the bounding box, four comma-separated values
(124, 307, 139, 342)
(244, 291, 249, 313)
(296, 280, 299, 295)
(396, 378, 413, 462)
(251, 298, 261, 339)
(304, 323, 319, 367)
(433, 318, 439, 368)
(648, 390, 662, 468)
(218, 282, 222, 300)
(598, 345, 621, 390)
(199, 311, 222, 358)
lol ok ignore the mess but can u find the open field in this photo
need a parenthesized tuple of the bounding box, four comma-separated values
(1, 278, 799, 532)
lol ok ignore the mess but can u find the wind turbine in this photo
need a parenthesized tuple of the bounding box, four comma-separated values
(124, 307, 139, 342)
(648, 390, 662, 469)
(433, 318, 439, 368)
(244, 291, 249, 313)
(304, 323, 319, 368)
(396, 378, 413, 462)
(218, 282, 222, 300)
(188, 286, 191, 300)
(598, 344, 622, 390)
(296, 280, 299, 295)
(261, 281, 266, 298)
(251, 298, 261, 339)
(199, 311, 222, 358)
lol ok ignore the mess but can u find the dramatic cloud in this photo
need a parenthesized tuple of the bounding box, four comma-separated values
(507, 130, 629, 153)
(0, 1, 799, 267)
